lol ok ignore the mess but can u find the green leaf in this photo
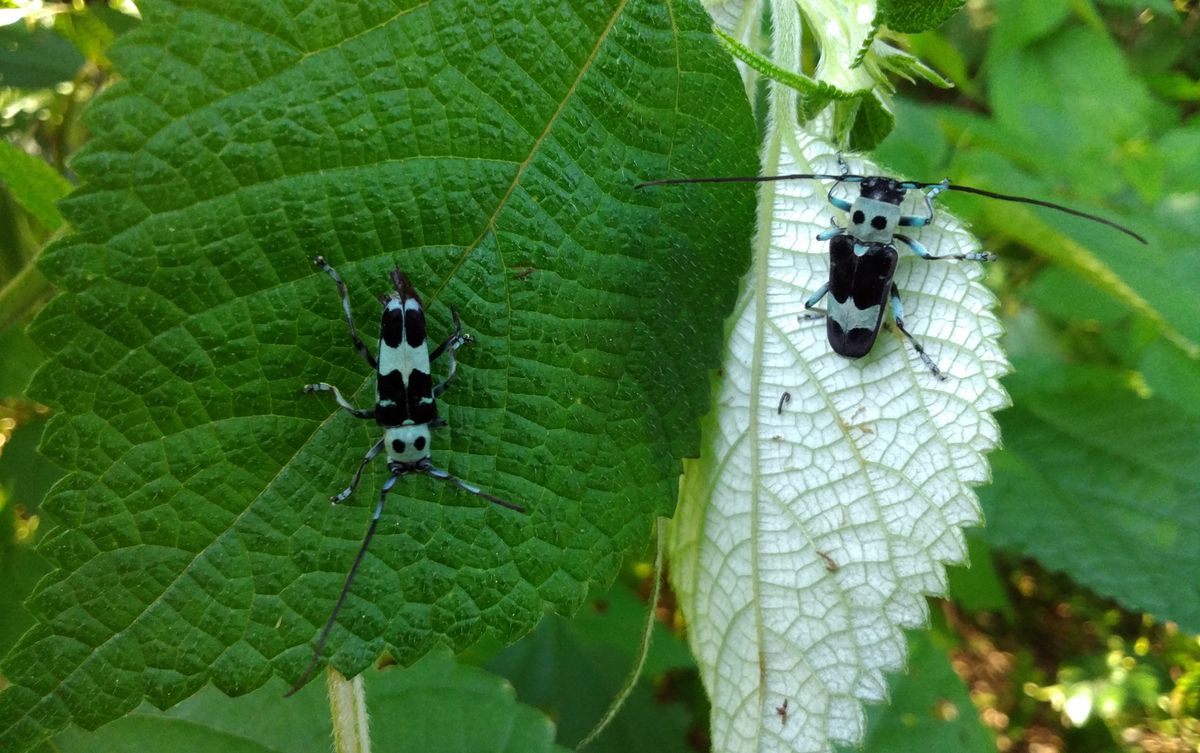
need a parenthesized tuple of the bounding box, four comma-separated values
(562, 575, 694, 678)
(987, 0, 1070, 57)
(0, 417, 61, 528)
(667, 108, 1008, 753)
(846, 90, 896, 151)
(0, 508, 50, 662)
(0, 23, 86, 89)
(0, 142, 72, 231)
(0, 324, 46, 398)
(0, 1, 757, 749)
(41, 675, 334, 753)
(0, 508, 49, 662)
(947, 532, 1013, 617)
(0, 417, 58, 671)
(51, 9, 118, 69)
(878, 0, 966, 33)
(1140, 341, 1200, 418)
(1022, 266, 1130, 325)
(43, 651, 568, 753)
(982, 368, 1200, 632)
(487, 607, 693, 752)
(904, 34, 978, 98)
(370, 650, 571, 753)
(873, 99, 952, 177)
(904, 142, 1185, 352)
(987, 24, 1153, 184)
(840, 630, 994, 753)
(874, 45, 953, 90)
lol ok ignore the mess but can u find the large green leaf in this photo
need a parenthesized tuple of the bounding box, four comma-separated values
(0, 1, 757, 749)
(982, 364, 1200, 632)
(42, 649, 568, 753)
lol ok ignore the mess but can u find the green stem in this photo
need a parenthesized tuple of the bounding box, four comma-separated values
(575, 518, 668, 750)
(327, 666, 371, 753)
(0, 258, 54, 333)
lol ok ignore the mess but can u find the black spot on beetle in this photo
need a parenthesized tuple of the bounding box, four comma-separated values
(852, 210, 865, 224)
(414, 436, 426, 450)
(407, 370, 437, 424)
(378, 369, 407, 404)
(392, 439, 405, 454)
(404, 307, 426, 348)
(871, 215, 888, 230)
(381, 305, 405, 348)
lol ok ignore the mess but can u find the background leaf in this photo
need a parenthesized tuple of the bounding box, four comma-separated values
(845, 91, 895, 151)
(0, 23, 85, 89)
(40, 649, 569, 753)
(0, 141, 71, 231)
(486, 595, 694, 753)
(0, 1, 758, 749)
(878, 0, 967, 34)
(369, 650, 571, 753)
(981, 364, 1200, 633)
(838, 630, 993, 753)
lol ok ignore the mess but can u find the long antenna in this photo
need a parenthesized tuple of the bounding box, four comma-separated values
(635, 173, 846, 188)
(636, 173, 1147, 244)
(905, 181, 1147, 244)
(284, 474, 399, 697)
(284, 470, 524, 696)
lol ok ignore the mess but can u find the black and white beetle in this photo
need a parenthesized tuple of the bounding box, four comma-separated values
(638, 156, 1146, 378)
(287, 256, 524, 696)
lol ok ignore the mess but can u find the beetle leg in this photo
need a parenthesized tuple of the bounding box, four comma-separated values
(422, 464, 525, 513)
(799, 282, 830, 323)
(303, 382, 375, 419)
(894, 233, 995, 262)
(329, 437, 385, 504)
(432, 306, 474, 398)
(313, 256, 379, 370)
(889, 284, 945, 380)
(898, 178, 950, 227)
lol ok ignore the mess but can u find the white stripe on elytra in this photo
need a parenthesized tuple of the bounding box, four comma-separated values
(828, 296, 882, 332)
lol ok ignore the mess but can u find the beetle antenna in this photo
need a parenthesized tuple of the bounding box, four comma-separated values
(905, 181, 1146, 244)
(284, 474, 399, 697)
(638, 172, 1146, 244)
(635, 173, 853, 189)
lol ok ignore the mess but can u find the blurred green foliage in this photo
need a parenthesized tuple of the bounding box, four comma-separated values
(873, 1, 1200, 750)
(1, 1, 1198, 752)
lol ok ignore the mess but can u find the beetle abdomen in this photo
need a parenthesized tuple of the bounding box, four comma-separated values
(826, 234, 896, 358)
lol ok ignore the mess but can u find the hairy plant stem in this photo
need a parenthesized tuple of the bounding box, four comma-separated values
(327, 666, 371, 753)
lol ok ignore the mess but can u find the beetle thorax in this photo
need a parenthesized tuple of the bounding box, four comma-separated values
(385, 424, 431, 465)
(848, 196, 901, 243)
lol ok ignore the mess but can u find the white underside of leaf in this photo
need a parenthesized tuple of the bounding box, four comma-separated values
(668, 123, 1010, 753)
